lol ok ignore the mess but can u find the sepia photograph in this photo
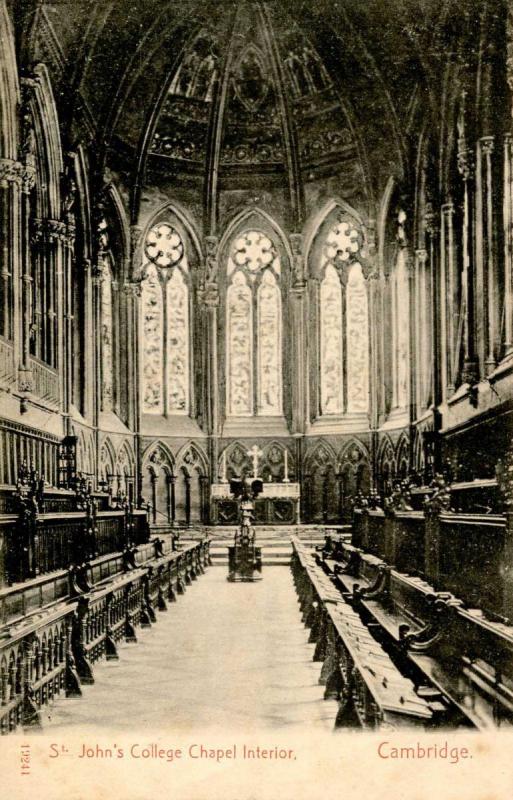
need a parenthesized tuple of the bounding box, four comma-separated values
(1, 1, 513, 798)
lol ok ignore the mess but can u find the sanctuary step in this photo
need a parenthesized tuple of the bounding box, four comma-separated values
(178, 525, 351, 566)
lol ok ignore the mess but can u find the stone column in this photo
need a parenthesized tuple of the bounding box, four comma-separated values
(503, 133, 513, 360)
(0, 160, 23, 367)
(129, 224, 143, 501)
(480, 137, 497, 374)
(61, 164, 77, 423)
(203, 236, 220, 522)
(290, 234, 307, 434)
(18, 164, 36, 397)
(457, 92, 478, 384)
(425, 203, 441, 406)
(441, 201, 456, 394)
(414, 248, 428, 413)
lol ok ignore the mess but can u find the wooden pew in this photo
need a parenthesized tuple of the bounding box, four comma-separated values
(0, 539, 210, 735)
(291, 536, 435, 730)
(320, 535, 513, 729)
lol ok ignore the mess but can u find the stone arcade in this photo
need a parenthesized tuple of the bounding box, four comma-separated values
(0, 0, 513, 737)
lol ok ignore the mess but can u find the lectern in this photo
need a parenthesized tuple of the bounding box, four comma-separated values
(227, 477, 263, 582)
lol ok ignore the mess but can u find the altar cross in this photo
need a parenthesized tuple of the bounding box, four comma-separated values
(247, 445, 264, 479)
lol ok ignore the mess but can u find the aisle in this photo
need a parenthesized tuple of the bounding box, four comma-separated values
(43, 568, 338, 733)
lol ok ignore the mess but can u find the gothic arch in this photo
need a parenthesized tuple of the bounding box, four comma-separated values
(175, 442, 208, 476)
(115, 440, 135, 500)
(29, 63, 63, 219)
(305, 440, 338, 472)
(377, 435, 397, 496)
(396, 432, 410, 479)
(136, 201, 202, 278)
(0, 0, 19, 160)
(75, 430, 86, 474)
(219, 207, 293, 266)
(103, 182, 130, 271)
(175, 442, 208, 526)
(377, 176, 396, 273)
(220, 441, 253, 481)
(304, 440, 339, 524)
(303, 198, 366, 269)
(262, 440, 295, 482)
(220, 209, 290, 421)
(338, 439, 370, 516)
(141, 441, 175, 525)
(141, 441, 175, 476)
(338, 438, 370, 466)
(99, 438, 116, 485)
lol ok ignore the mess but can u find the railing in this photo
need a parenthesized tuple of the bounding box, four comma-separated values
(0, 420, 61, 487)
(0, 337, 15, 388)
(28, 356, 60, 408)
(2, 508, 151, 586)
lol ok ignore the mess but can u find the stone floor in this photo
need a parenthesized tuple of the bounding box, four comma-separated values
(42, 568, 339, 734)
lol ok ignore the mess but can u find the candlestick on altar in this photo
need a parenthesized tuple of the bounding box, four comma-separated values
(220, 450, 227, 483)
(283, 448, 290, 483)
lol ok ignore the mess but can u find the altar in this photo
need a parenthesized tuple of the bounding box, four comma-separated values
(211, 445, 300, 525)
(211, 481, 300, 525)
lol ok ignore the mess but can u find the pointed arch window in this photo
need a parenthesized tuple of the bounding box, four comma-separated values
(141, 223, 191, 415)
(317, 212, 369, 415)
(100, 258, 115, 412)
(391, 247, 409, 410)
(226, 230, 282, 417)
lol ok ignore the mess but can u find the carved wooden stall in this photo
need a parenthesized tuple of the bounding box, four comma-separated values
(0, 538, 210, 734)
(317, 532, 513, 729)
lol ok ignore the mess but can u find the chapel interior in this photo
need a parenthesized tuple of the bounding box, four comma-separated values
(1, 0, 513, 735)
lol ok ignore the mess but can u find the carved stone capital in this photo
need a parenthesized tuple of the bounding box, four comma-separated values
(480, 135, 495, 157)
(290, 232, 305, 284)
(32, 219, 68, 242)
(123, 281, 142, 298)
(457, 148, 474, 181)
(21, 74, 41, 94)
(415, 248, 428, 268)
(199, 282, 219, 307)
(130, 225, 143, 258)
(21, 165, 36, 194)
(204, 235, 219, 284)
(441, 201, 455, 217)
(0, 158, 24, 188)
(18, 367, 33, 394)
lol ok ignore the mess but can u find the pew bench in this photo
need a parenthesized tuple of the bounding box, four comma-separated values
(290, 536, 436, 730)
(320, 535, 513, 729)
(0, 539, 210, 735)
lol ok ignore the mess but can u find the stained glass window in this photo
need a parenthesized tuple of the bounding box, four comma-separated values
(141, 263, 164, 414)
(318, 212, 369, 416)
(227, 272, 253, 415)
(257, 270, 282, 415)
(320, 265, 343, 414)
(346, 262, 369, 412)
(226, 230, 282, 417)
(100, 259, 114, 412)
(392, 248, 409, 409)
(141, 224, 190, 415)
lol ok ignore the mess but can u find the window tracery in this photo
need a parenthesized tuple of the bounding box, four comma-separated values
(141, 223, 190, 416)
(100, 258, 114, 412)
(316, 210, 369, 416)
(226, 229, 282, 417)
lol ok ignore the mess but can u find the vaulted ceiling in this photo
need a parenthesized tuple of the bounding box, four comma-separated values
(12, 0, 491, 223)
